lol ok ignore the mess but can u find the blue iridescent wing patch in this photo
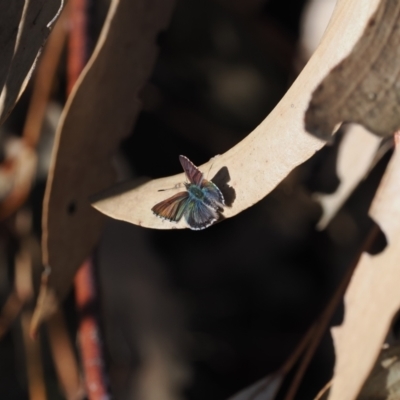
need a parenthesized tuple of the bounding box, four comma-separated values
(151, 155, 225, 230)
(185, 197, 218, 230)
(200, 179, 225, 209)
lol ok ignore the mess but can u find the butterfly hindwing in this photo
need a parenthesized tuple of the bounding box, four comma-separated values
(151, 191, 189, 222)
(179, 155, 203, 185)
(201, 179, 225, 209)
(184, 198, 218, 230)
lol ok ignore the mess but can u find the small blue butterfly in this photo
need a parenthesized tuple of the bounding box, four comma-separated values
(152, 155, 225, 230)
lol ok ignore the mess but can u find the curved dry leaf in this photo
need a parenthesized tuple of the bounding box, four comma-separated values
(315, 124, 381, 229)
(0, 1, 25, 89)
(22, 6, 68, 149)
(0, 0, 64, 124)
(92, 0, 381, 230)
(305, 0, 400, 139)
(36, 0, 177, 326)
(328, 143, 400, 400)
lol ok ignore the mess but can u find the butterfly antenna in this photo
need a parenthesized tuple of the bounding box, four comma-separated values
(158, 182, 184, 192)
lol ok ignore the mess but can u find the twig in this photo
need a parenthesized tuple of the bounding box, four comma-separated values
(314, 380, 332, 400)
(67, 0, 110, 397)
(21, 311, 47, 400)
(245, 323, 318, 400)
(67, 0, 88, 94)
(280, 323, 318, 376)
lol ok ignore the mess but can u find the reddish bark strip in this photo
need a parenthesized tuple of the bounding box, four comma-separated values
(68, 0, 110, 397)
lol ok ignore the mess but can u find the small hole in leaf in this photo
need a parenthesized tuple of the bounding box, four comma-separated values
(67, 201, 77, 215)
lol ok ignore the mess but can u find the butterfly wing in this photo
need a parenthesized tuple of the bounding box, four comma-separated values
(152, 191, 189, 222)
(179, 155, 203, 185)
(201, 179, 225, 209)
(184, 198, 219, 230)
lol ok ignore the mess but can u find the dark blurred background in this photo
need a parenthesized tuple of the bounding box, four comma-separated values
(0, 0, 392, 399)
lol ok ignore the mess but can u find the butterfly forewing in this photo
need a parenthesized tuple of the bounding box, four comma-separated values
(179, 155, 203, 185)
(152, 191, 189, 222)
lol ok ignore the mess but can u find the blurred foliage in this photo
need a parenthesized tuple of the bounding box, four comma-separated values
(0, 0, 396, 399)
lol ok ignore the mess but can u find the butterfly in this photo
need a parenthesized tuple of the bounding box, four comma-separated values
(152, 155, 225, 230)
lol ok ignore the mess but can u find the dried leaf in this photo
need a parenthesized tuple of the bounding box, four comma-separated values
(37, 0, 177, 325)
(328, 141, 400, 400)
(305, 0, 400, 139)
(315, 124, 381, 229)
(0, 0, 64, 124)
(22, 6, 68, 148)
(0, 1, 24, 89)
(92, 0, 381, 230)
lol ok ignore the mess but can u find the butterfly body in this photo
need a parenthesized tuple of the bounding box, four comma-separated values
(152, 156, 225, 230)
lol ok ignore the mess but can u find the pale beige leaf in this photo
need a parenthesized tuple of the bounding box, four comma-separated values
(315, 124, 381, 230)
(92, 0, 381, 230)
(328, 144, 400, 400)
